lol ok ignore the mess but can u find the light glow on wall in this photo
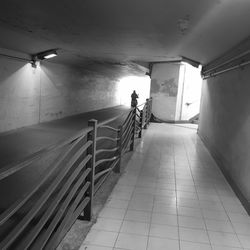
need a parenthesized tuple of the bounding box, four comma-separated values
(180, 62, 202, 120)
(118, 76, 151, 107)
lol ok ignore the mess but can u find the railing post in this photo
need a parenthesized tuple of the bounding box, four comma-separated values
(144, 98, 149, 129)
(147, 98, 151, 126)
(139, 110, 143, 138)
(130, 107, 136, 151)
(82, 119, 97, 221)
(115, 125, 123, 173)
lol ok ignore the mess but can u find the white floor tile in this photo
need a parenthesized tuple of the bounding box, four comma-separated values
(179, 227, 210, 244)
(202, 209, 229, 221)
(178, 215, 206, 229)
(128, 200, 154, 211)
(205, 219, 234, 233)
(153, 203, 177, 215)
(228, 212, 250, 224)
(147, 236, 179, 250)
(232, 221, 250, 235)
(180, 241, 212, 250)
(211, 246, 244, 250)
(98, 207, 126, 220)
(105, 198, 129, 209)
(208, 231, 241, 248)
(83, 229, 118, 247)
(151, 212, 178, 226)
(92, 218, 123, 232)
(177, 206, 203, 218)
(124, 209, 151, 223)
(237, 234, 250, 249)
(149, 223, 179, 239)
(115, 233, 148, 250)
(120, 220, 150, 235)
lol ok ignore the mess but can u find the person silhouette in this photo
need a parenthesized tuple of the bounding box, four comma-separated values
(131, 90, 139, 107)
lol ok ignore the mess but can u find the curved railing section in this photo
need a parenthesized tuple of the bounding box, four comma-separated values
(0, 97, 152, 249)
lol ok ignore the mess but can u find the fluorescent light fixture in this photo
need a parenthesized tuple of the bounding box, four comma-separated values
(44, 52, 57, 59)
(34, 49, 58, 61)
(31, 49, 58, 68)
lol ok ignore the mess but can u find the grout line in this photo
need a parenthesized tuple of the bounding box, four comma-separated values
(145, 132, 157, 250)
(114, 133, 149, 249)
(173, 136, 181, 250)
(188, 135, 246, 249)
(214, 177, 245, 249)
(182, 134, 213, 249)
(38, 64, 42, 123)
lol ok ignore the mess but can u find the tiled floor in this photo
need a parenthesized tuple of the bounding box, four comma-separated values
(80, 123, 250, 250)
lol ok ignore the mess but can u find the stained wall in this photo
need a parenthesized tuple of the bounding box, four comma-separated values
(150, 63, 181, 121)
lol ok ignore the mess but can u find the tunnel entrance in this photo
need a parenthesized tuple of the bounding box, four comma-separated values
(118, 76, 151, 107)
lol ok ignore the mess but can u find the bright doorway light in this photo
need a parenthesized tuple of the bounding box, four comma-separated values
(118, 76, 151, 107)
(176, 62, 202, 121)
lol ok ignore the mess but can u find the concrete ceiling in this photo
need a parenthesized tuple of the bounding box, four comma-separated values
(0, 0, 250, 66)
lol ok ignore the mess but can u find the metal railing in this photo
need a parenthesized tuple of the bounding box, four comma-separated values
(0, 97, 152, 250)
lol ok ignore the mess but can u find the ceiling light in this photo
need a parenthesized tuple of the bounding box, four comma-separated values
(31, 49, 58, 68)
(43, 52, 57, 59)
(33, 49, 58, 61)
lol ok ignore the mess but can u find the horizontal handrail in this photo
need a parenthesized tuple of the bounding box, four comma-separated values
(123, 123, 134, 144)
(94, 158, 119, 194)
(96, 136, 119, 142)
(122, 110, 134, 128)
(0, 149, 92, 249)
(96, 147, 119, 156)
(136, 113, 141, 119)
(136, 124, 142, 131)
(122, 127, 134, 150)
(137, 101, 147, 108)
(122, 113, 134, 135)
(0, 143, 91, 226)
(98, 125, 120, 132)
(17, 168, 91, 249)
(95, 155, 119, 168)
(122, 134, 133, 153)
(94, 167, 112, 180)
(122, 119, 133, 139)
(43, 195, 90, 250)
(136, 107, 141, 112)
(135, 119, 141, 125)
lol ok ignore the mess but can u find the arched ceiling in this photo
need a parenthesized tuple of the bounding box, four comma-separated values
(0, 0, 250, 66)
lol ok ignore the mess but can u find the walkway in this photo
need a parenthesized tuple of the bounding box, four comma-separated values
(80, 123, 250, 250)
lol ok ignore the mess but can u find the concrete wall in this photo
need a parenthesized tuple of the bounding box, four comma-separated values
(150, 63, 180, 121)
(0, 56, 143, 133)
(0, 58, 40, 132)
(40, 62, 120, 122)
(199, 67, 250, 207)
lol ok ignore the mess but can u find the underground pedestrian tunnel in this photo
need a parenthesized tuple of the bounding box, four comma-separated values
(1, 1, 250, 249)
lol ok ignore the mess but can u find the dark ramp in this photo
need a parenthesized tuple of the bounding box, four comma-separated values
(0, 105, 129, 168)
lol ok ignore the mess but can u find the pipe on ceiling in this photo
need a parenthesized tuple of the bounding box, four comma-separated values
(203, 60, 250, 80)
(202, 50, 250, 75)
